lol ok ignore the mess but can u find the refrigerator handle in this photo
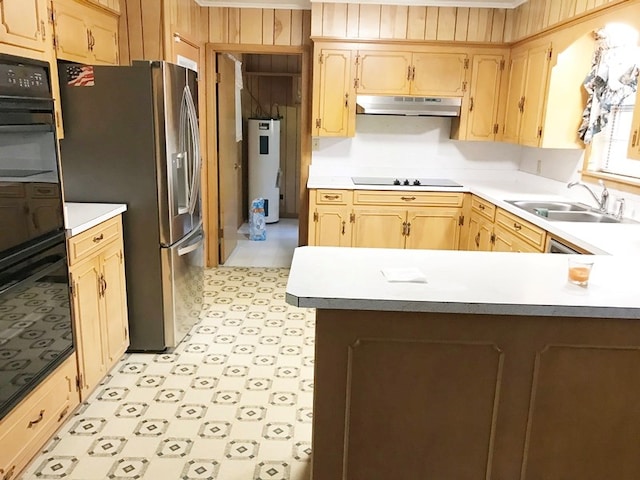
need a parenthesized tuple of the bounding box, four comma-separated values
(183, 85, 201, 216)
(177, 233, 203, 256)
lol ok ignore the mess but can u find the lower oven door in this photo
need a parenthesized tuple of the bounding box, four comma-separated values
(0, 233, 73, 420)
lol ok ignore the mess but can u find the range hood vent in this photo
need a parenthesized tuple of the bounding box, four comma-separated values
(356, 95, 462, 117)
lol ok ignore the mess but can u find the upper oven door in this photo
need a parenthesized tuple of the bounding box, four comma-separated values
(0, 55, 63, 258)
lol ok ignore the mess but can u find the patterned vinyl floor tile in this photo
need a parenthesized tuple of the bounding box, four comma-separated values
(18, 267, 315, 480)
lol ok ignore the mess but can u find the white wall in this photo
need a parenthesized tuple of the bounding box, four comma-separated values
(312, 115, 521, 175)
(311, 114, 640, 220)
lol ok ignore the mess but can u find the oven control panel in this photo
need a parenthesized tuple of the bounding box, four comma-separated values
(0, 58, 50, 98)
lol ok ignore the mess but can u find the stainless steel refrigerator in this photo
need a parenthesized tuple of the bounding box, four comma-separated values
(58, 60, 204, 351)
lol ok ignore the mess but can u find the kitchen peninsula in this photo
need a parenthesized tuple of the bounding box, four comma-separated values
(286, 246, 640, 480)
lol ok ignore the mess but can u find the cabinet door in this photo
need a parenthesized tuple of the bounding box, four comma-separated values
(502, 50, 527, 144)
(405, 208, 461, 250)
(628, 89, 640, 159)
(85, 9, 118, 65)
(53, 0, 91, 63)
(468, 212, 494, 251)
(465, 55, 504, 141)
(27, 198, 62, 237)
(71, 257, 105, 399)
(356, 51, 411, 95)
(411, 52, 468, 96)
(312, 49, 355, 137)
(352, 208, 406, 249)
(101, 241, 129, 366)
(0, 0, 48, 55)
(312, 207, 352, 247)
(520, 44, 552, 147)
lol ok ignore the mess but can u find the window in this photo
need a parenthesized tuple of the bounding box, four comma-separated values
(584, 24, 640, 183)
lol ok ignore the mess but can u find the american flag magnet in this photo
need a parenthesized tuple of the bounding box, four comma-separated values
(66, 64, 95, 87)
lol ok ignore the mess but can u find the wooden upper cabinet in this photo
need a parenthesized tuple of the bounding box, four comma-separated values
(356, 51, 411, 95)
(0, 0, 50, 55)
(312, 47, 356, 137)
(519, 43, 551, 147)
(355, 49, 468, 97)
(53, 0, 119, 65)
(502, 37, 590, 149)
(453, 53, 506, 142)
(411, 52, 467, 97)
(629, 89, 640, 160)
(502, 48, 528, 144)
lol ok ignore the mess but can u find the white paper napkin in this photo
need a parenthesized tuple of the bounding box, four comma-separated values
(381, 268, 428, 283)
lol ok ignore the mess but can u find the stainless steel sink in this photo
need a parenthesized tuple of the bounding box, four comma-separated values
(507, 200, 590, 212)
(506, 199, 638, 224)
(545, 211, 623, 223)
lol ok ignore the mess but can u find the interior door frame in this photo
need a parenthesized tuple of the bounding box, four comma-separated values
(205, 43, 311, 267)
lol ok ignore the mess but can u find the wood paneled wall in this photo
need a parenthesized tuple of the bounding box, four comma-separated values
(119, 0, 208, 63)
(242, 54, 302, 218)
(504, 0, 627, 42)
(310, 3, 509, 43)
(310, 0, 628, 44)
(208, 7, 311, 46)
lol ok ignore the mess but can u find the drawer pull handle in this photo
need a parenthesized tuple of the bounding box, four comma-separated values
(513, 222, 522, 231)
(37, 188, 51, 194)
(323, 194, 339, 200)
(93, 233, 104, 243)
(2, 465, 15, 480)
(478, 204, 485, 210)
(28, 409, 45, 428)
(401, 196, 416, 201)
(58, 406, 70, 422)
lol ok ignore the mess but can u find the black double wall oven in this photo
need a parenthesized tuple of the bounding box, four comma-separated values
(0, 54, 73, 419)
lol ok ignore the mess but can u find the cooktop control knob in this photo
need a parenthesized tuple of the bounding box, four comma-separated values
(393, 179, 401, 185)
(413, 179, 421, 186)
(403, 179, 410, 186)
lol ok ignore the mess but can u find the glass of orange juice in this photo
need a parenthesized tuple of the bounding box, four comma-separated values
(567, 257, 594, 287)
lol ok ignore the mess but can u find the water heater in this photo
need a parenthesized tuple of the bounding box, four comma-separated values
(248, 118, 280, 223)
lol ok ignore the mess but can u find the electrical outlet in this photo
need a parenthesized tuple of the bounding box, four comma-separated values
(536, 159, 542, 175)
(312, 137, 320, 151)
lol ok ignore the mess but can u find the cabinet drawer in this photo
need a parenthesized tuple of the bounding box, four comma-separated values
(68, 215, 121, 265)
(0, 183, 25, 198)
(495, 208, 546, 250)
(471, 196, 496, 221)
(315, 189, 351, 205)
(26, 183, 60, 198)
(0, 355, 77, 480)
(354, 191, 464, 207)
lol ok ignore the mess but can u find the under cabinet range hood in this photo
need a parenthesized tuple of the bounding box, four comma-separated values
(356, 95, 462, 117)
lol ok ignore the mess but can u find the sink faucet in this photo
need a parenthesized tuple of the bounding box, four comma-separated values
(567, 179, 609, 212)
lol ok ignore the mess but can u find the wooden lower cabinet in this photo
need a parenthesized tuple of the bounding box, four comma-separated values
(312, 308, 640, 480)
(0, 355, 78, 480)
(352, 208, 406, 248)
(309, 189, 465, 250)
(68, 215, 129, 400)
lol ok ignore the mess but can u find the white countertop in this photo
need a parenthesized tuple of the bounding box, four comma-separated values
(307, 168, 640, 256)
(286, 246, 640, 318)
(65, 202, 127, 236)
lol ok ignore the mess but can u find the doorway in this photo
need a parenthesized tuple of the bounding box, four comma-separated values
(214, 50, 304, 266)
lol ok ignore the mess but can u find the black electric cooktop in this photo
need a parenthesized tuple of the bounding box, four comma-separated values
(351, 176, 463, 187)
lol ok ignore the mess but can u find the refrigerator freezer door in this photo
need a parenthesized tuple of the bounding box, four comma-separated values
(153, 62, 202, 246)
(161, 222, 204, 348)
